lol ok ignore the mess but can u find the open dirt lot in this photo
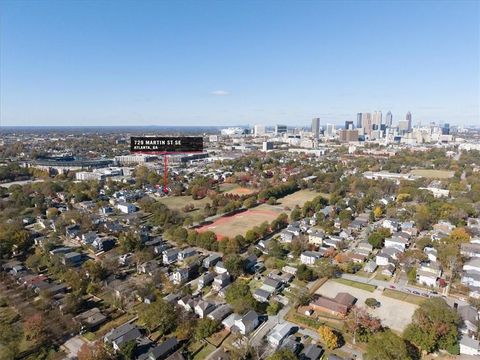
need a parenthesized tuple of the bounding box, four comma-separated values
(316, 280, 418, 332)
(196, 208, 279, 239)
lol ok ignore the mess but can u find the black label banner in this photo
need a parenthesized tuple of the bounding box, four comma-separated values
(130, 137, 203, 153)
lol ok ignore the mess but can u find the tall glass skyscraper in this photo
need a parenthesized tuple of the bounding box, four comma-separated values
(385, 111, 393, 127)
(406, 111, 412, 131)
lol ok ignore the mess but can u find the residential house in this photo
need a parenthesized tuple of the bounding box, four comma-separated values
(61, 252, 83, 267)
(137, 260, 160, 276)
(203, 254, 222, 268)
(460, 336, 480, 356)
(261, 277, 283, 294)
(116, 202, 136, 214)
(364, 260, 378, 273)
(424, 247, 438, 262)
(214, 261, 228, 274)
(234, 310, 259, 335)
(163, 248, 179, 265)
(177, 296, 196, 312)
(253, 288, 271, 303)
(104, 323, 142, 352)
(382, 219, 400, 233)
(458, 305, 479, 338)
(323, 236, 343, 249)
(81, 231, 98, 245)
(282, 265, 297, 276)
(300, 344, 324, 360)
(308, 230, 325, 246)
(178, 248, 196, 261)
(384, 236, 409, 252)
(461, 243, 480, 258)
(194, 300, 215, 318)
(310, 292, 356, 317)
(213, 273, 230, 291)
(301, 251, 323, 265)
(74, 308, 107, 331)
(433, 221, 455, 235)
(137, 338, 178, 360)
(173, 267, 190, 285)
(381, 264, 395, 277)
(198, 272, 215, 289)
(267, 323, 294, 348)
(207, 304, 232, 322)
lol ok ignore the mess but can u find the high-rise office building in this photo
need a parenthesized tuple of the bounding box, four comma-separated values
(254, 124, 266, 137)
(345, 121, 354, 130)
(362, 113, 372, 136)
(356, 113, 363, 128)
(442, 123, 450, 135)
(326, 124, 335, 137)
(311, 118, 320, 140)
(406, 111, 412, 131)
(385, 111, 393, 127)
(275, 124, 287, 135)
(372, 111, 382, 129)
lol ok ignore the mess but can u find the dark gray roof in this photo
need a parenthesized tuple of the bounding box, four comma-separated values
(302, 344, 324, 360)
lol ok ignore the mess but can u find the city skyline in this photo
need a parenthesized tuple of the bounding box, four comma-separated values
(0, 0, 479, 127)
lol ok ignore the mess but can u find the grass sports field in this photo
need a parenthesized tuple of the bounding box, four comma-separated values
(410, 169, 455, 179)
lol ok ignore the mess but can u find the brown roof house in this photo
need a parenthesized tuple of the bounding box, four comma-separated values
(310, 292, 356, 317)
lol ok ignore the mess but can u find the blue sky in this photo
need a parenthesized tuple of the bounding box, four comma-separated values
(1, 0, 478, 127)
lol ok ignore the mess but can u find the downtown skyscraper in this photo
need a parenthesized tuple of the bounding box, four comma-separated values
(385, 111, 393, 127)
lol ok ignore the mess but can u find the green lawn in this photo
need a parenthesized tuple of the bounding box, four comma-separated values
(193, 343, 215, 360)
(383, 289, 426, 305)
(410, 169, 454, 179)
(333, 278, 377, 292)
(157, 195, 211, 214)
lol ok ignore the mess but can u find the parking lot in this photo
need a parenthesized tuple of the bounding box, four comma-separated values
(316, 280, 419, 332)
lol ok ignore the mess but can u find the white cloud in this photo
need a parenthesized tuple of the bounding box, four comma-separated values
(210, 90, 230, 96)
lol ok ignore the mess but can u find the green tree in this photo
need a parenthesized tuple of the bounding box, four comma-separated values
(225, 280, 259, 314)
(266, 300, 283, 316)
(138, 299, 177, 335)
(194, 318, 221, 340)
(404, 298, 460, 354)
(224, 255, 244, 278)
(120, 340, 136, 360)
(267, 349, 297, 360)
(364, 330, 412, 360)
